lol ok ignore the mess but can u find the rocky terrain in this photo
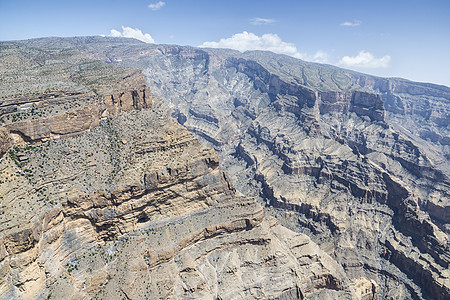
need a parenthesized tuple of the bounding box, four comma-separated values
(0, 38, 379, 299)
(0, 36, 449, 299)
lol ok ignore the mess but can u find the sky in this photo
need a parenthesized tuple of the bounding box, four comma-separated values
(1, 0, 449, 86)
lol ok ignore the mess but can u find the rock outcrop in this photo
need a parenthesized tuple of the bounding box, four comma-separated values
(103, 85, 151, 117)
(0, 38, 363, 299)
(71, 41, 449, 299)
(0, 127, 12, 157)
(3, 84, 151, 144)
(350, 91, 385, 121)
(0, 97, 351, 300)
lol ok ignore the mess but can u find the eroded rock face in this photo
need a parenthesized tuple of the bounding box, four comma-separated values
(0, 127, 12, 157)
(0, 39, 361, 300)
(350, 91, 385, 121)
(2, 84, 151, 144)
(103, 85, 151, 117)
(0, 100, 353, 300)
(5, 104, 102, 142)
(77, 42, 449, 299)
(1, 36, 449, 300)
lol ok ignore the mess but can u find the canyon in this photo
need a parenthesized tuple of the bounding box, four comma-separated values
(0, 36, 448, 299)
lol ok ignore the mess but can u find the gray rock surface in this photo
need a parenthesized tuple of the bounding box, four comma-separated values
(0, 38, 364, 299)
(65, 40, 449, 299)
(0, 36, 448, 299)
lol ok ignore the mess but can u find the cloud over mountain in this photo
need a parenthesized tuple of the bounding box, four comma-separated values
(199, 31, 327, 63)
(110, 26, 155, 44)
(338, 51, 390, 68)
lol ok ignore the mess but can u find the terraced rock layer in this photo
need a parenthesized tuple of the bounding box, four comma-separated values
(59, 39, 450, 300)
(0, 39, 365, 299)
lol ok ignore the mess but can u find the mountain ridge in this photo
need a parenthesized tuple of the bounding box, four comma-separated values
(90, 37, 448, 299)
(10, 35, 450, 90)
(0, 36, 448, 299)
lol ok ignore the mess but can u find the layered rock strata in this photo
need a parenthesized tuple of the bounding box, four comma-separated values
(73, 41, 449, 300)
(0, 98, 353, 300)
(0, 40, 362, 299)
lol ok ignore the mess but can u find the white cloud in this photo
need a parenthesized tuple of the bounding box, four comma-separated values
(250, 17, 276, 25)
(309, 51, 329, 63)
(200, 31, 298, 56)
(338, 51, 391, 68)
(199, 31, 327, 63)
(148, 1, 165, 10)
(340, 20, 362, 27)
(109, 26, 155, 43)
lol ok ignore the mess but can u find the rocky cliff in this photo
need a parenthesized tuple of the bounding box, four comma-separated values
(0, 39, 373, 299)
(49, 39, 450, 300)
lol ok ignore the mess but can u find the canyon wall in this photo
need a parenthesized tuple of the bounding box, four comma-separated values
(0, 39, 369, 299)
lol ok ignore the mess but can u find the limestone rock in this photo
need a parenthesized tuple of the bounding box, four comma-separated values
(103, 85, 151, 117)
(350, 91, 385, 121)
(0, 40, 358, 300)
(87, 41, 448, 299)
(0, 127, 12, 158)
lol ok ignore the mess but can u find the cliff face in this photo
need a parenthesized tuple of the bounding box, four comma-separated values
(73, 42, 449, 299)
(1, 105, 351, 299)
(0, 40, 365, 299)
(3, 85, 150, 144)
(1, 37, 449, 300)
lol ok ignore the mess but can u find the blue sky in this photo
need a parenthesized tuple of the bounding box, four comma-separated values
(1, 0, 449, 86)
